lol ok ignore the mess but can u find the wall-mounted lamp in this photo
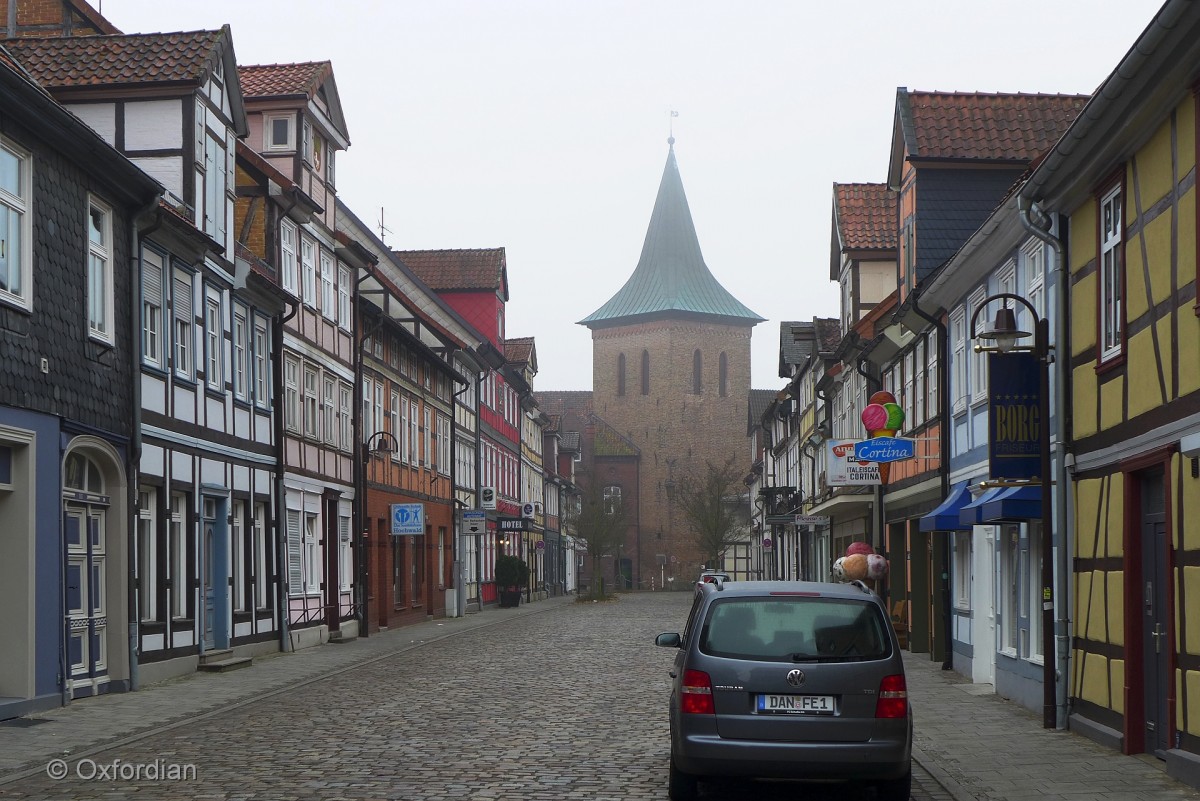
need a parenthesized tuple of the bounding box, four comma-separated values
(364, 431, 399, 464)
(806, 422, 830, 451)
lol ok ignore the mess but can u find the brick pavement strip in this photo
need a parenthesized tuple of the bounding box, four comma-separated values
(1, 592, 1198, 801)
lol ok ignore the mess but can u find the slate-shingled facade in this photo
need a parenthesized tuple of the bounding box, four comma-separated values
(0, 44, 161, 717)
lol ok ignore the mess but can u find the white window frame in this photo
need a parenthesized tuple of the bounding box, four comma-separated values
(202, 131, 226, 243)
(437, 414, 451, 476)
(323, 375, 337, 446)
(409, 400, 419, 464)
(950, 306, 967, 416)
(254, 317, 270, 408)
(87, 197, 114, 344)
(338, 265, 352, 330)
(284, 355, 300, 433)
(137, 487, 157, 622)
(280, 220, 298, 296)
(390, 388, 401, 462)
(205, 291, 222, 390)
(170, 492, 188, 618)
(969, 287, 988, 405)
(303, 365, 319, 439)
(142, 249, 165, 367)
(953, 531, 971, 609)
(173, 270, 194, 380)
(362, 378, 374, 441)
(424, 407, 433, 468)
(339, 383, 352, 453)
(233, 306, 248, 401)
(999, 523, 1020, 656)
(231, 500, 246, 613)
(0, 138, 32, 310)
(1028, 521, 1044, 664)
(301, 237, 317, 307)
(253, 503, 268, 609)
(339, 514, 352, 591)
(1099, 185, 1123, 362)
(303, 512, 320, 594)
(1023, 239, 1046, 325)
(264, 113, 295, 151)
(926, 332, 938, 421)
(320, 251, 335, 320)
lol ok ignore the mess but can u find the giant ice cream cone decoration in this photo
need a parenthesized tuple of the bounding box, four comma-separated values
(861, 391, 905, 483)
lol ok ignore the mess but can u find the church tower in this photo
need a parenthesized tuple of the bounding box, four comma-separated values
(578, 139, 764, 586)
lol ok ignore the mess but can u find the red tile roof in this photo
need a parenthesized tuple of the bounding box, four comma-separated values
(900, 91, 1089, 162)
(814, 317, 842, 354)
(504, 337, 534, 364)
(833, 183, 897, 251)
(238, 61, 331, 99)
(2, 30, 225, 88)
(393, 248, 506, 293)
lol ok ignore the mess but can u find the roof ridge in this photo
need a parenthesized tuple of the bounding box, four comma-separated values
(906, 89, 1091, 98)
(240, 60, 330, 69)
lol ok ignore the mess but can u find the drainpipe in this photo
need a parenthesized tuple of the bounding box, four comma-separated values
(909, 298, 953, 671)
(274, 299, 298, 652)
(451, 356, 471, 617)
(1019, 196, 1072, 730)
(127, 192, 163, 693)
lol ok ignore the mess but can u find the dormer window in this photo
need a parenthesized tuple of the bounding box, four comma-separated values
(265, 115, 294, 151)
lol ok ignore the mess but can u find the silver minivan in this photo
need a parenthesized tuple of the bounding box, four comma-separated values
(654, 580, 912, 800)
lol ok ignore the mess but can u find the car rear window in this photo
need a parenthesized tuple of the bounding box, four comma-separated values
(700, 597, 890, 662)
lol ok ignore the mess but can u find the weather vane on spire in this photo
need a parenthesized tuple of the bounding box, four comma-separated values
(668, 109, 678, 145)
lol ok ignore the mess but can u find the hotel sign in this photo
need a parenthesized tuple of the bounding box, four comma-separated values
(988, 352, 1042, 481)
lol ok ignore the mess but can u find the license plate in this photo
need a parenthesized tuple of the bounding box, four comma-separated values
(756, 694, 835, 714)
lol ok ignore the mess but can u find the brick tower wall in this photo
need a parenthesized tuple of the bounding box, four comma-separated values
(591, 318, 753, 588)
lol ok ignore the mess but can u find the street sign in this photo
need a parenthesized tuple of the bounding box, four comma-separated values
(853, 436, 916, 463)
(762, 537, 774, 551)
(462, 510, 485, 535)
(794, 515, 830, 526)
(535, 540, 545, 550)
(391, 503, 424, 536)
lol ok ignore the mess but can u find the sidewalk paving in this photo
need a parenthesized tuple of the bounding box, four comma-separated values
(903, 650, 1200, 800)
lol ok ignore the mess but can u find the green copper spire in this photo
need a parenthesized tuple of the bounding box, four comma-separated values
(579, 140, 764, 329)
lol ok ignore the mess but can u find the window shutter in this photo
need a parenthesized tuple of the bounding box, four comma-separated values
(144, 259, 162, 304)
(340, 516, 350, 544)
(174, 274, 192, 321)
(287, 509, 302, 592)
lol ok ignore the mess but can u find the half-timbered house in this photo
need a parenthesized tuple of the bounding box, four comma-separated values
(1018, 1, 1200, 781)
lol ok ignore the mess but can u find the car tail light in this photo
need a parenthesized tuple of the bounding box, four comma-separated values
(680, 669, 715, 714)
(875, 674, 908, 718)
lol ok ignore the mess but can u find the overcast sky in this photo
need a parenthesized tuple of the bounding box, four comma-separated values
(101, 0, 1164, 391)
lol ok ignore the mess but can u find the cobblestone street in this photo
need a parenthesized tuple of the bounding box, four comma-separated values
(0, 592, 958, 801)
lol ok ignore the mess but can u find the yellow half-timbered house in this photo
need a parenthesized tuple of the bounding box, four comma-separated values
(1019, 0, 1200, 784)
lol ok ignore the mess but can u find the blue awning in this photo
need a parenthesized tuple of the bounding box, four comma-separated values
(959, 488, 1004, 527)
(982, 485, 1042, 523)
(918, 481, 972, 532)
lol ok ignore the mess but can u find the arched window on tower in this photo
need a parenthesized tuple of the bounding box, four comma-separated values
(617, 353, 626, 396)
(692, 349, 702, 394)
(719, 352, 728, 397)
(641, 350, 650, 395)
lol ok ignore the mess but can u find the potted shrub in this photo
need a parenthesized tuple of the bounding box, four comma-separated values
(494, 554, 529, 608)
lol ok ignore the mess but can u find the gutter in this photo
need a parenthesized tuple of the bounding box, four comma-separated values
(274, 297, 298, 652)
(127, 192, 164, 694)
(1018, 196, 1072, 730)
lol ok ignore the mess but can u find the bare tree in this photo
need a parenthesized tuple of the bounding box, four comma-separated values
(674, 456, 751, 569)
(564, 470, 630, 600)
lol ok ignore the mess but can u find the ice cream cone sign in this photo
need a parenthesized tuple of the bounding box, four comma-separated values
(860, 391, 905, 484)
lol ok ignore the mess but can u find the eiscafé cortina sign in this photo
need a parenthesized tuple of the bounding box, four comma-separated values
(825, 440, 880, 486)
(853, 436, 916, 463)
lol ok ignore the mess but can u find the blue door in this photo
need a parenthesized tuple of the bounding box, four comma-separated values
(202, 498, 230, 650)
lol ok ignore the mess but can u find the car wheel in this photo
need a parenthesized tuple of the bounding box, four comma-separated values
(668, 758, 698, 801)
(874, 767, 911, 801)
